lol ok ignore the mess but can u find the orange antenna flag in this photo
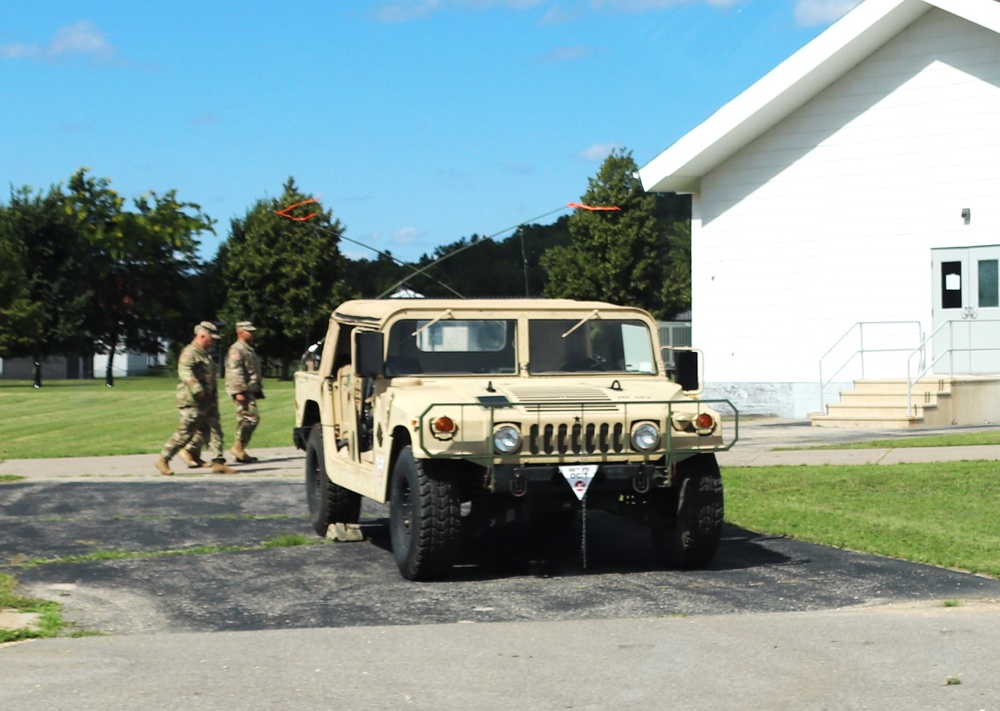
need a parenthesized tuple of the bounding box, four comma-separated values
(275, 198, 320, 221)
(567, 202, 621, 211)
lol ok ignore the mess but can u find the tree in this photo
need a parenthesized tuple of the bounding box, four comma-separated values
(219, 178, 353, 377)
(0, 183, 92, 368)
(65, 169, 213, 385)
(541, 149, 688, 319)
(363, 216, 573, 299)
(0, 217, 45, 357)
(660, 220, 691, 319)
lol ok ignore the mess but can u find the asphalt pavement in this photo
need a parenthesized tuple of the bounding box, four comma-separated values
(3, 420, 1000, 711)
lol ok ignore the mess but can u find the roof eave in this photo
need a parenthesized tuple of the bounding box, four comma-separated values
(639, 0, 935, 194)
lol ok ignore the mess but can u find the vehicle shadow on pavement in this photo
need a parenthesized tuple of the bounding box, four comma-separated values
(364, 513, 793, 581)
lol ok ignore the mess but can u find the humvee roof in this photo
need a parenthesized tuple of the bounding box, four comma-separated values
(332, 298, 653, 328)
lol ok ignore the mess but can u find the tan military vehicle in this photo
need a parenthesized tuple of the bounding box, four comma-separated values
(293, 298, 737, 580)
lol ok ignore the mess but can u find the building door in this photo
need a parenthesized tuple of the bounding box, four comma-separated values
(931, 246, 1000, 374)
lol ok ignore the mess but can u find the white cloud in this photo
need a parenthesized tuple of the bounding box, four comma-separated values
(590, 0, 742, 10)
(538, 45, 593, 64)
(503, 161, 535, 175)
(191, 112, 221, 126)
(457, 0, 548, 7)
(373, 0, 443, 23)
(371, 0, 856, 25)
(0, 20, 116, 63)
(793, 0, 862, 26)
(576, 143, 620, 161)
(394, 226, 422, 245)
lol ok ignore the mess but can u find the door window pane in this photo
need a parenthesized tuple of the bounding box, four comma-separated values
(941, 261, 962, 309)
(978, 260, 999, 308)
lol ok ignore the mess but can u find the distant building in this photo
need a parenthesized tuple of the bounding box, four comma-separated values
(1, 348, 163, 381)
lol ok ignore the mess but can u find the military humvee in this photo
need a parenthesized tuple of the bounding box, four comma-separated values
(293, 298, 738, 580)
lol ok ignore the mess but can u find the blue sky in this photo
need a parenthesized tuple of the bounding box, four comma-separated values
(1, 0, 860, 263)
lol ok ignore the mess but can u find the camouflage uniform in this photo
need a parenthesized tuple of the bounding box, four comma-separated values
(225, 328, 263, 448)
(160, 336, 225, 463)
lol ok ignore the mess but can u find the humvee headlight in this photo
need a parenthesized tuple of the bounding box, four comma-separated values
(493, 424, 522, 454)
(631, 422, 660, 452)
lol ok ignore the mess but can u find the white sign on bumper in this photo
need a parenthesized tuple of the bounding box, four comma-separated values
(559, 464, 598, 500)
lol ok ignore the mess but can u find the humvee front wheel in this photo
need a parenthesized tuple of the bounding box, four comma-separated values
(650, 454, 724, 569)
(305, 424, 361, 536)
(389, 446, 461, 581)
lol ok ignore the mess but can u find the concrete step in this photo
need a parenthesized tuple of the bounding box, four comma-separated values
(809, 413, 923, 429)
(835, 392, 946, 407)
(824, 404, 933, 418)
(848, 379, 950, 396)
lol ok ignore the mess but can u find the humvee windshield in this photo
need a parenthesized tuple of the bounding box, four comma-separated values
(386, 319, 517, 375)
(383, 316, 657, 376)
(527, 319, 656, 374)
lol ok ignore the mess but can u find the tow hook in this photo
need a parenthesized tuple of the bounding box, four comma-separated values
(510, 474, 527, 497)
(632, 467, 651, 494)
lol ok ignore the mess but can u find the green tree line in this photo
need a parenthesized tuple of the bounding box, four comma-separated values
(0, 150, 690, 378)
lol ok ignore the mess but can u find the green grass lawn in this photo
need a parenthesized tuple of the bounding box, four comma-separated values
(798, 430, 1000, 450)
(0, 376, 295, 459)
(725, 461, 1000, 579)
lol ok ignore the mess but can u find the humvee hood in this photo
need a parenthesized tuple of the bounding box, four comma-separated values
(388, 376, 685, 406)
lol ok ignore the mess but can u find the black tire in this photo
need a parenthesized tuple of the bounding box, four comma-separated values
(305, 424, 361, 537)
(389, 446, 461, 581)
(650, 454, 724, 570)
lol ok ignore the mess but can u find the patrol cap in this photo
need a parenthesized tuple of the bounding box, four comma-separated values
(236, 321, 257, 332)
(195, 321, 222, 340)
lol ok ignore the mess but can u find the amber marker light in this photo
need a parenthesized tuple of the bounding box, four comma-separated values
(695, 412, 715, 434)
(432, 415, 456, 434)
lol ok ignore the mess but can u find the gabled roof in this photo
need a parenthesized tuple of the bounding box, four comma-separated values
(639, 0, 1000, 194)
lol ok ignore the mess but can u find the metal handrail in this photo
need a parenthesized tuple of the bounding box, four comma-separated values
(905, 319, 1000, 415)
(818, 321, 923, 412)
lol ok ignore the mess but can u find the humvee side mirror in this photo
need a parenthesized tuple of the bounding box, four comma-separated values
(356, 331, 385, 377)
(674, 349, 699, 392)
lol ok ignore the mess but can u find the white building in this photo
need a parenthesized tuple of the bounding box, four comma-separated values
(639, 0, 1000, 422)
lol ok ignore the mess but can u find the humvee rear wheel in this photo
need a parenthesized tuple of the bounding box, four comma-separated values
(305, 424, 361, 537)
(650, 454, 724, 569)
(389, 446, 461, 581)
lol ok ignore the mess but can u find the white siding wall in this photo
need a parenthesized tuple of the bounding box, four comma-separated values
(695, 9, 1000, 416)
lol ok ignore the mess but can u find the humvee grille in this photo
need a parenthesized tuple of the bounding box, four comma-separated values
(508, 386, 618, 413)
(527, 422, 626, 455)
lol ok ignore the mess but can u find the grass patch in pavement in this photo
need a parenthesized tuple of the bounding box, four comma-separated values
(725, 460, 1000, 579)
(0, 573, 66, 643)
(2, 535, 324, 639)
(0, 474, 25, 484)
(261, 533, 320, 548)
(15, 534, 325, 568)
(0, 376, 295, 459)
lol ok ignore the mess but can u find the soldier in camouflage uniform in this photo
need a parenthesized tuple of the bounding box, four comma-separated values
(226, 321, 264, 463)
(154, 321, 237, 476)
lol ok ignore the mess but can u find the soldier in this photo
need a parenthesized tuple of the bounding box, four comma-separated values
(226, 321, 264, 463)
(154, 321, 237, 476)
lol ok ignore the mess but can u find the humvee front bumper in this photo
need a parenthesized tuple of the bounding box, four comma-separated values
(493, 462, 660, 497)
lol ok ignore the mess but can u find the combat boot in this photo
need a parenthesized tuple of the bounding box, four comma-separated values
(178, 449, 203, 468)
(231, 440, 258, 464)
(154, 456, 174, 476)
(210, 459, 237, 475)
